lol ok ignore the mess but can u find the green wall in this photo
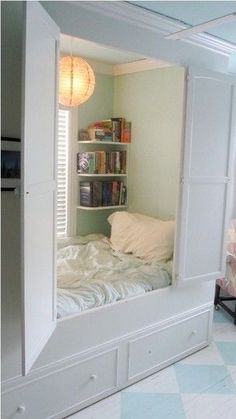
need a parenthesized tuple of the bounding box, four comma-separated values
(76, 66, 185, 236)
(113, 66, 185, 220)
(78, 72, 114, 129)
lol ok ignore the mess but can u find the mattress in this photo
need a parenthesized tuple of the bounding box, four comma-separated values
(57, 235, 172, 318)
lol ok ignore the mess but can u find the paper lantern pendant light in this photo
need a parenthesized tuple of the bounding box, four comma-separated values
(59, 56, 95, 107)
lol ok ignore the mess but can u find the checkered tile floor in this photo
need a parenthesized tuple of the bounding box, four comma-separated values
(68, 308, 236, 419)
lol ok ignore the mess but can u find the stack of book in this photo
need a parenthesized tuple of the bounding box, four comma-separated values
(87, 118, 131, 143)
(77, 151, 127, 174)
(80, 181, 127, 207)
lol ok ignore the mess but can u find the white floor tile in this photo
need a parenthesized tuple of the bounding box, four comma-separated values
(124, 365, 179, 393)
(181, 394, 236, 419)
(227, 365, 236, 384)
(213, 321, 236, 342)
(67, 393, 121, 419)
(179, 341, 225, 365)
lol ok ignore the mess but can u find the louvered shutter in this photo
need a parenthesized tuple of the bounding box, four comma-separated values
(57, 109, 69, 236)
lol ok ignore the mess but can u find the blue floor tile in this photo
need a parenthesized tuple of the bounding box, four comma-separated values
(121, 392, 186, 419)
(216, 342, 236, 365)
(213, 309, 232, 323)
(175, 364, 236, 394)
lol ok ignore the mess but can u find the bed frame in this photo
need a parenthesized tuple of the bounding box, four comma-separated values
(2, 281, 215, 419)
(214, 283, 236, 325)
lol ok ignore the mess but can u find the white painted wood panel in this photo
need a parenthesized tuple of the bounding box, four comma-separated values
(2, 348, 118, 419)
(1, 306, 212, 419)
(128, 310, 210, 380)
(21, 1, 59, 375)
(174, 69, 236, 285)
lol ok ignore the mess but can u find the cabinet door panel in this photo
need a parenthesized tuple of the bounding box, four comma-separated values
(184, 183, 226, 279)
(174, 69, 236, 285)
(22, 1, 59, 374)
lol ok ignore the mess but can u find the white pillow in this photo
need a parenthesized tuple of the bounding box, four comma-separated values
(108, 211, 175, 262)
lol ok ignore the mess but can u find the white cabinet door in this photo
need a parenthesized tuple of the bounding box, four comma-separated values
(174, 68, 236, 285)
(21, 1, 59, 374)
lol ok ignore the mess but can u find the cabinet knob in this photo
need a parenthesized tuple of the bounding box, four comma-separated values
(17, 405, 26, 414)
(90, 374, 97, 381)
(191, 329, 197, 335)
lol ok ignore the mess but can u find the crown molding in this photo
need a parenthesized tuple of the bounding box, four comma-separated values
(113, 58, 171, 75)
(70, 1, 236, 57)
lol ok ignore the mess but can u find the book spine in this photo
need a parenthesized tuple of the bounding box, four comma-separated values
(77, 152, 92, 174)
(120, 150, 127, 174)
(112, 181, 119, 205)
(92, 181, 102, 207)
(80, 182, 93, 207)
(100, 151, 106, 174)
(122, 121, 131, 143)
(88, 152, 96, 174)
(111, 118, 125, 142)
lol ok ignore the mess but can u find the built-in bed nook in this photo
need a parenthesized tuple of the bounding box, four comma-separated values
(57, 215, 175, 318)
(56, 39, 183, 319)
(2, 2, 235, 419)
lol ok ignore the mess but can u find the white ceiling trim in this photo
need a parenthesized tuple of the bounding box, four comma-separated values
(70, 1, 236, 56)
(165, 12, 236, 41)
(113, 58, 172, 75)
(60, 54, 169, 76)
(60, 52, 114, 75)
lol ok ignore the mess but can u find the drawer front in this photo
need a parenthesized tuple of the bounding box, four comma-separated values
(128, 310, 210, 379)
(2, 348, 118, 419)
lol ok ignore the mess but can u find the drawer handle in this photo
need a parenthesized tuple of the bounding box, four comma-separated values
(191, 330, 197, 335)
(17, 405, 26, 414)
(90, 374, 97, 381)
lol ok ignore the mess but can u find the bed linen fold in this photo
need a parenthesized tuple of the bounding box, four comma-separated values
(57, 236, 172, 318)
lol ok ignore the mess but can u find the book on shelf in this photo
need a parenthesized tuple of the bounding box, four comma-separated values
(111, 117, 125, 142)
(80, 182, 93, 207)
(92, 181, 103, 207)
(78, 129, 90, 142)
(122, 121, 131, 143)
(112, 181, 120, 205)
(102, 182, 112, 206)
(79, 181, 127, 208)
(88, 119, 113, 142)
(77, 152, 96, 174)
(77, 151, 127, 175)
(120, 150, 127, 173)
(84, 118, 131, 143)
(119, 182, 127, 205)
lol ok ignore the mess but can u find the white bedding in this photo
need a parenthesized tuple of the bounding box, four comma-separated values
(57, 235, 172, 318)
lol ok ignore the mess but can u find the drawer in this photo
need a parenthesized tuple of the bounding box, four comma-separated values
(2, 348, 118, 419)
(128, 310, 210, 379)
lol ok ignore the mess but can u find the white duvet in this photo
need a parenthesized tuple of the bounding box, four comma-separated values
(57, 235, 172, 318)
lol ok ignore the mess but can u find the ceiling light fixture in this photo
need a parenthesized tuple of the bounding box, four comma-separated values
(165, 12, 236, 41)
(59, 55, 95, 107)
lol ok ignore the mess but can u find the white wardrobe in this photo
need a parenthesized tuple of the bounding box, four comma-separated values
(1, 2, 236, 419)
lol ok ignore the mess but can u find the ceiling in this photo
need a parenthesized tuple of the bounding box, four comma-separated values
(60, 1, 236, 66)
(128, 1, 236, 45)
(60, 34, 147, 65)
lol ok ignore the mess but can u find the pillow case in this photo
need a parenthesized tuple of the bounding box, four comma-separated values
(108, 211, 175, 262)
